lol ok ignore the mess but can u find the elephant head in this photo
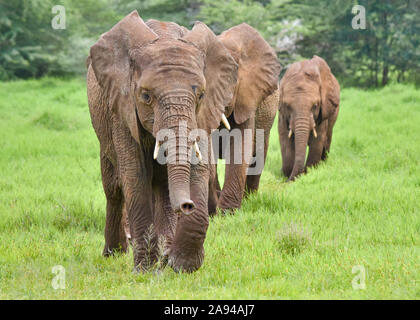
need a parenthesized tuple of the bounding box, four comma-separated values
(89, 11, 238, 271)
(279, 56, 340, 180)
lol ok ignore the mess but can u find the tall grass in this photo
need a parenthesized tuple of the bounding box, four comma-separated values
(0, 78, 419, 299)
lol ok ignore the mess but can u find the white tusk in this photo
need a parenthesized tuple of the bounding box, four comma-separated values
(194, 142, 202, 161)
(153, 141, 160, 160)
(313, 128, 318, 138)
(221, 114, 231, 131)
(288, 129, 293, 139)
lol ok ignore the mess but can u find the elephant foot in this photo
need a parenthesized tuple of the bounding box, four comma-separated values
(167, 247, 204, 273)
(102, 241, 129, 257)
(208, 200, 218, 217)
(217, 192, 243, 214)
(217, 198, 241, 215)
(216, 207, 238, 216)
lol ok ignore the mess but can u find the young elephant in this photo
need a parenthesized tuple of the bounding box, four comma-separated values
(87, 11, 239, 272)
(209, 24, 281, 213)
(278, 56, 340, 181)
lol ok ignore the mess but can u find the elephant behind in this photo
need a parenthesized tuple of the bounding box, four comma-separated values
(278, 56, 340, 181)
(209, 24, 281, 213)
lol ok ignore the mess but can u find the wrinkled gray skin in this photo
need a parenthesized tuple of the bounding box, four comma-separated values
(87, 11, 239, 273)
(208, 24, 281, 214)
(278, 56, 340, 181)
(87, 11, 279, 272)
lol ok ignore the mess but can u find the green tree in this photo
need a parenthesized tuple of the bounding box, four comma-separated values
(293, 0, 420, 87)
(115, 0, 200, 27)
(0, 0, 66, 79)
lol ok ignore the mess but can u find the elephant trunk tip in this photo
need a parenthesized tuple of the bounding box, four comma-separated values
(174, 199, 195, 216)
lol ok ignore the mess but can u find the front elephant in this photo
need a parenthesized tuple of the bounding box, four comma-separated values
(278, 56, 340, 181)
(87, 11, 238, 272)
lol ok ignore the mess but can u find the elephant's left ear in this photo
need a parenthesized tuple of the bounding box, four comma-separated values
(313, 56, 340, 120)
(218, 23, 281, 124)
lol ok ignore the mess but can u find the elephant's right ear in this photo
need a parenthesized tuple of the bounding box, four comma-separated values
(278, 72, 287, 111)
(182, 22, 239, 133)
(313, 56, 340, 120)
(89, 10, 158, 144)
(218, 24, 281, 124)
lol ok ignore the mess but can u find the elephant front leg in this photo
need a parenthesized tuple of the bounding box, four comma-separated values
(124, 184, 157, 271)
(323, 107, 339, 160)
(306, 121, 327, 169)
(208, 163, 219, 216)
(152, 164, 177, 265)
(245, 124, 273, 193)
(246, 93, 277, 193)
(218, 117, 254, 212)
(100, 153, 128, 256)
(114, 133, 156, 271)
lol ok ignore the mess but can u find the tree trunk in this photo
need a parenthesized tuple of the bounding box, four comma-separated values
(382, 65, 389, 86)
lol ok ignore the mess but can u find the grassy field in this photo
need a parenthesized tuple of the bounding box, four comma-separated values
(0, 77, 419, 299)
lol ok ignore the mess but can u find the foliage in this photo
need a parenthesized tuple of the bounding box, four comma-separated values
(198, 0, 299, 66)
(277, 223, 312, 255)
(0, 0, 119, 79)
(0, 79, 419, 298)
(0, 0, 65, 79)
(115, 0, 200, 27)
(291, 0, 420, 87)
(1, 0, 420, 86)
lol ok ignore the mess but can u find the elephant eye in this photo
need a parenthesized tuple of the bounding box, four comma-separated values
(198, 91, 205, 101)
(141, 92, 152, 105)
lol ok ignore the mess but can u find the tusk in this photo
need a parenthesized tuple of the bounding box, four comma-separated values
(153, 141, 160, 160)
(194, 141, 202, 161)
(221, 114, 231, 131)
(313, 128, 318, 138)
(288, 129, 293, 139)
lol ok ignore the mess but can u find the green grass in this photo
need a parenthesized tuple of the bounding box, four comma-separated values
(0, 77, 419, 299)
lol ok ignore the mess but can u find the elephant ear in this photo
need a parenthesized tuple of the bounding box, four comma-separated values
(182, 22, 238, 133)
(313, 56, 340, 120)
(89, 10, 159, 144)
(218, 23, 281, 124)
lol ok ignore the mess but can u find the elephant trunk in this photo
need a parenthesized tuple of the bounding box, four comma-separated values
(159, 97, 196, 215)
(167, 143, 194, 216)
(289, 115, 310, 181)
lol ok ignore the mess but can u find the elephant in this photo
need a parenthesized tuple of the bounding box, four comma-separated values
(86, 10, 278, 272)
(209, 25, 281, 213)
(278, 56, 340, 181)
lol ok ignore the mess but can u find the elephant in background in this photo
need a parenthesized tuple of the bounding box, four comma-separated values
(278, 56, 340, 181)
(209, 24, 281, 213)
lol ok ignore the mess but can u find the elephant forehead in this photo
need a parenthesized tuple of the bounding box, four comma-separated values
(134, 43, 205, 91)
(283, 81, 320, 104)
(139, 40, 204, 70)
